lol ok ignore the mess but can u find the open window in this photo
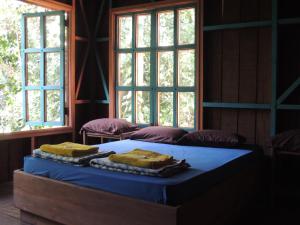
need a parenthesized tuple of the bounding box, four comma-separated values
(21, 11, 66, 127)
(0, 0, 71, 134)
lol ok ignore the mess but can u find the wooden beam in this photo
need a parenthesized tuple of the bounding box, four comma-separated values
(0, 127, 73, 141)
(111, 0, 197, 14)
(21, 0, 72, 12)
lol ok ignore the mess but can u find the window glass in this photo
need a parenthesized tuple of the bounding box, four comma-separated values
(136, 91, 150, 124)
(26, 53, 40, 86)
(118, 53, 132, 86)
(46, 90, 60, 122)
(158, 11, 174, 47)
(178, 8, 195, 45)
(118, 91, 132, 122)
(45, 52, 60, 86)
(27, 90, 41, 121)
(157, 51, 174, 87)
(158, 92, 173, 126)
(136, 14, 151, 48)
(26, 17, 40, 48)
(118, 16, 132, 49)
(45, 15, 61, 48)
(178, 49, 195, 87)
(136, 52, 150, 86)
(178, 92, 194, 128)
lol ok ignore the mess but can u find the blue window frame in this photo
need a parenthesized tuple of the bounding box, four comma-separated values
(115, 5, 197, 129)
(21, 11, 65, 127)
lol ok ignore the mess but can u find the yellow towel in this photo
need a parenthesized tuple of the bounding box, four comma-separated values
(108, 149, 173, 169)
(40, 142, 98, 157)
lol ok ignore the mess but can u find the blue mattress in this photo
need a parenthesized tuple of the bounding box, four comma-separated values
(24, 140, 256, 205)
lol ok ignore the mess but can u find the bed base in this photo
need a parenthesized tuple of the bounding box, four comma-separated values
(14, 167, 260, 225)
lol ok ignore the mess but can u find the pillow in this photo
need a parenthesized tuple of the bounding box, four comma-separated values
(80, 118, 138, 135)
(178, 130, 246, 147)
(271, 129, 300, 153)
(130, 126, 188, 144)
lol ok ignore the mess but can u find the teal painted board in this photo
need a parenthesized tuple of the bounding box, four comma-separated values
(21, 11, 65, 127)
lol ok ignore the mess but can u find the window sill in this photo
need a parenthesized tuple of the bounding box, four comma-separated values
(0, 126, 74, 141)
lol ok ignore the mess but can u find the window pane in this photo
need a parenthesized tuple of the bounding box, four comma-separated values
(136, 91, 150, 124)
(45, 15, 61, 48)
(26, 17, 40, 48)
(158, 11, 174, 47)
(178, 8, 195, 45)
(45, 90, 60, 122)
(158, 92, 173, 126)
(118, 53, 132, 86)
(27, 90, 40, 121)
(178, 92, 194, 128)
(118, 16, 132, 49)
(46, 52, 60, 86)
(136, 52, 150, 86)
(118, 91, 132, 122)
(158, 51, 173, 87)
(26, 53, 40, 86)
(136, 14, 151, 48)
(178, 49, 195, 87)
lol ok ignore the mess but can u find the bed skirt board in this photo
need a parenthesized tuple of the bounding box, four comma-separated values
(14, 167, 261, 225)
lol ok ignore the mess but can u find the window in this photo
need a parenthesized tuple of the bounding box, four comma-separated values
(113, 3, 197, 129)
(21, 11, 65, 127)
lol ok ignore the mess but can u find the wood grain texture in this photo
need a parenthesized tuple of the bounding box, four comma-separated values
(14, 161, 261, 225)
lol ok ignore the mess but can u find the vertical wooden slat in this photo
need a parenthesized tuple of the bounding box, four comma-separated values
(221, 30, 239, 132)
(0, 142, 9, 182)
(238, 13, 258, 143)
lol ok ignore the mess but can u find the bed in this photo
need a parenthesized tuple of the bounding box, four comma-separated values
(14, 140, 262, 225)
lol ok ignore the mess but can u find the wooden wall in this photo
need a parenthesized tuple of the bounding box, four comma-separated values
(203, 0, 272, 147)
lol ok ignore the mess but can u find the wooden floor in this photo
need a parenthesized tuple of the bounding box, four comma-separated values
(1, 181, 300, 225)
(0, 183, 20, 225)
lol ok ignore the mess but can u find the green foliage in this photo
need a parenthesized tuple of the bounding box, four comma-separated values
(0, 0, 62, 133)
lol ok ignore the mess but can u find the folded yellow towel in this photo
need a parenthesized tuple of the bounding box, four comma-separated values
(40, 142, 98, 157)
(108, 149, 173, 169)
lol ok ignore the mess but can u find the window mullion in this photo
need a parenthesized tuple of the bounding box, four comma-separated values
(173, 9, 178, 127)
(40, 15, 45, 124)
(150, 9, 157, 126)
(59, 12, 65, 125)
(131, 13, 136, 124)
(21, 15, 27, 122)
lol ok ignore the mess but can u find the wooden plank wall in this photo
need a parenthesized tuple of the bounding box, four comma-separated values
(203, 0, 272, 147)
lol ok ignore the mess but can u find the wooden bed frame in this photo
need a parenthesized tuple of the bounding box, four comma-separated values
(14, 164, 261, 225)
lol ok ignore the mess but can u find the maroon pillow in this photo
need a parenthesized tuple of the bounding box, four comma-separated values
(271, 129, 300, 153)
(80, 118, 138, 135)
(130, 126, 188, 144)
(178, 130, 246, 147)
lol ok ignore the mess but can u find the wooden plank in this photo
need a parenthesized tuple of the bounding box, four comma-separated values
(0, 142, 9, 183)
(111, 0, 198, 14)
(23, 0, 72, 12)
(14, 171, 177, 225)
(0, 127, 73, 141)
(196, 0, 204, 130)
(221, 30, 240, 132)
(238, 28, 258, 143)
(203, 31, 222, 129)
(222, 0, 241, 24)
(8, 140, 25, 179)
(256, 27, 272, 147)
